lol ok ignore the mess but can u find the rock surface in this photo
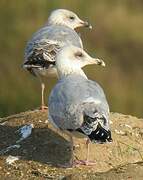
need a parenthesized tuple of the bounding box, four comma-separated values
(0, 110, 143, 179)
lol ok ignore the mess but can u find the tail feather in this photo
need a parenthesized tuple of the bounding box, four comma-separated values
(23, 59, 55, 69)
(77, 112, 112, 144)
(23, 49, 56, 70)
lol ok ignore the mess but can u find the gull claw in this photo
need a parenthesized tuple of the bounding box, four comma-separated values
(40, 105, 48, 112)
(73, 159, 96, 166)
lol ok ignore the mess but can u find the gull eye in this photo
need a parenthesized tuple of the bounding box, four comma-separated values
(75, 51, 84, 58)
(69, 16, 75, 20)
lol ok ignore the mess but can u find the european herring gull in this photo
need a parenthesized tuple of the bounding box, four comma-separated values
(48, 45, 112, 167)
(23, 9, 92, 110)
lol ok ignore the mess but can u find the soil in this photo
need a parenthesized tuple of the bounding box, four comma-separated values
(0, 110, 143, 179)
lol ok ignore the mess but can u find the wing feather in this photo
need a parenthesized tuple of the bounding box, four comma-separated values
(23, 39, 63, 74)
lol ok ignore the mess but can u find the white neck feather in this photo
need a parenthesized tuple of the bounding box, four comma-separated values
(58, 69, 87, 79)
(56, 61, 87, 79)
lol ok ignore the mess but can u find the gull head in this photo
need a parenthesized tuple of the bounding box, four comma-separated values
(56, 45, 105, 78)
(47, 9, 92, 29)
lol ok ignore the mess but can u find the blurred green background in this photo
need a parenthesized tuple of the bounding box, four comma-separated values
(0, 0, 143, 118)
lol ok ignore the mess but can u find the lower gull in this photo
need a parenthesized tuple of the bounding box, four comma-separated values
(48, 45, 112, 167)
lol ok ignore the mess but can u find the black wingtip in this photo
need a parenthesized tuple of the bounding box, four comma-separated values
(88, 124, 112, 144)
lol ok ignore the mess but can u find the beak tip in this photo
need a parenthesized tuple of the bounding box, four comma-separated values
(89, 25, 92, 30)
(102, 61, 106, 67)
(82, 21, 92, 29)
(96, 59, 106, 67)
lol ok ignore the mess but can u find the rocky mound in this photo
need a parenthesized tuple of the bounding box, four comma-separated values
(0, 110, 143, 179)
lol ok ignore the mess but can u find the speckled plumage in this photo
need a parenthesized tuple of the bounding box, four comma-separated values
(22, 9, 89, 109)
(24, 25, 83, 77)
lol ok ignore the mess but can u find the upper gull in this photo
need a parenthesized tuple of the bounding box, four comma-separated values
(23, 9, 92, 110)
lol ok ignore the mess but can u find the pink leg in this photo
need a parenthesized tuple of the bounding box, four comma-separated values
(58, 136, 96, 168)
(40, 82, 48, 111)
(73, 139, 96, 166)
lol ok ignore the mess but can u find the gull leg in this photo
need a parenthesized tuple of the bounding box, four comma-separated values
(86, 138, 90, 162)
(69, 134, 74, 166)
(73, 138, 96, 166)
(35, 73, 48, 111)
(40, 82, 48, 111)
(84, 138, 96, 165)
(57, 134, 96, 168)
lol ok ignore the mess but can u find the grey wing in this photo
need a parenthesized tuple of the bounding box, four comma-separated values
(81, 79, 110, 128)
(75, 80, 112, 143)
(23, 25, 83, 73)
(44, 25, 83, 48)
(48, 79, 84, 130)
(48, 83, 67, 129)
(66, 76, 111, 141)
